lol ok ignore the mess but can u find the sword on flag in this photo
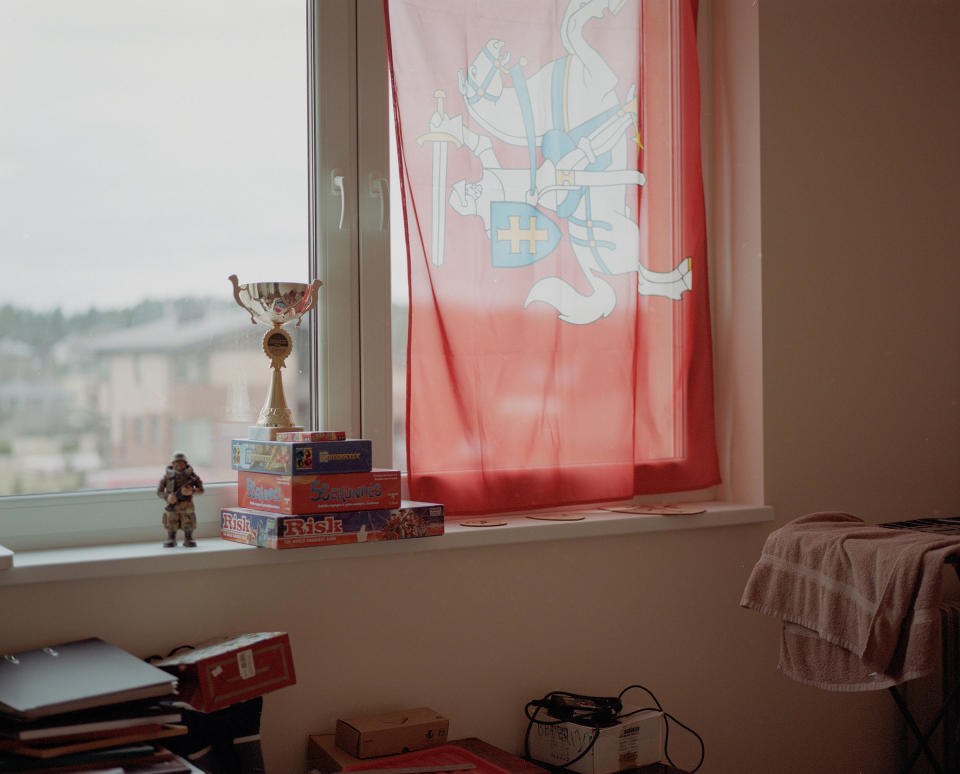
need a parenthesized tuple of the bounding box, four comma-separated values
(417, 89, 461, 266)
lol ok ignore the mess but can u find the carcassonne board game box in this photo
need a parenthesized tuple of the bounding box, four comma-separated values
(231, 438, 371, 475)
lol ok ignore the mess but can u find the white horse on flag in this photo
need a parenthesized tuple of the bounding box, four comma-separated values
(421, 0, 692, 325)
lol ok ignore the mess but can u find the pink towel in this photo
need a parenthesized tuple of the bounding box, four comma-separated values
(740, 511, 960, 691)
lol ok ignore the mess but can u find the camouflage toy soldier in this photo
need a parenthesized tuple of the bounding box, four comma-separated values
(158, 452, 204, 547)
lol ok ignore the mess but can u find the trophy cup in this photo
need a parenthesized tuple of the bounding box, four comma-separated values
(229, 274, 322, 440)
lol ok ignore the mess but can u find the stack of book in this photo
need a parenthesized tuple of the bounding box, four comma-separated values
(0, 638, 201, 773)
(220, 430, 444, 549)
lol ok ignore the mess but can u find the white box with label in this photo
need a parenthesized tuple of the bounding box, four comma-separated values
(526, 706, 664, 774)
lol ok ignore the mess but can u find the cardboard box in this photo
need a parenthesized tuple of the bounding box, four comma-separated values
(231, 438, 372, 475)
(153, 632, 295, 713)
(237, 469, 401, 514)
(220, 502, 444, 548)
(276, 430, 347, 442)
(335, 708, 449, 758)
(525, 707, 664, 774)
(309, 734, 363, 772)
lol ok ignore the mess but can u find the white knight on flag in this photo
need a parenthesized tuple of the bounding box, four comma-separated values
(417, 0, 692, 325)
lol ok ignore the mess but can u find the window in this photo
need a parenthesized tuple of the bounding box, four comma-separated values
(0, 1, 313, 498)
(0, 0, 762, 552)
(0, 0, 334, 548)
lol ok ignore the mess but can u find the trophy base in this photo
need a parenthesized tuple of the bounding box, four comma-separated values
(248, 425, 304, 441)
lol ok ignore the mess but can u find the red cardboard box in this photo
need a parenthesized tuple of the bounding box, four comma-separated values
(238, 469, 401, 514)
(153, 632, 295, 713)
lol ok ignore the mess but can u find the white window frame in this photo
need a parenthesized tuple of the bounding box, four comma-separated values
(0, 0, 767, 559)
(309, 0, 394, 468)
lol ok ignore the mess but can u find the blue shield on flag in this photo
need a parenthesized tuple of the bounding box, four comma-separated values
(490, 202, 561, 268)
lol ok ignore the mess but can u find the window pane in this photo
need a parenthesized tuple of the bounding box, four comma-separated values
(0, 0, 308, 496)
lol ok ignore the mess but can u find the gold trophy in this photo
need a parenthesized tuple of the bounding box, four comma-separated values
(229, 274, 322, 440)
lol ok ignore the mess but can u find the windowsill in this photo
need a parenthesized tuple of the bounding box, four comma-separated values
(0, 501, 772, 586)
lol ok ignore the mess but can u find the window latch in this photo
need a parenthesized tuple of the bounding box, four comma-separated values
(331, 171, 346, 230)
(369, 175, 387, 232)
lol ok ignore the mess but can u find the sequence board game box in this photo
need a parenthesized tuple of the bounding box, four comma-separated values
(231, 438, 371, 475)
(237, 469, 401, 514)
(220, 502, 444, 548)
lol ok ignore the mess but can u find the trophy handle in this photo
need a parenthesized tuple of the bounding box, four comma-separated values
(228, 274, 257, 325)
(295, 279, 324, 327)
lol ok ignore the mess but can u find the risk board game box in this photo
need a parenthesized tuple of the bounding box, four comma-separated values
(237, 469, 401, 514)
(220, 502, 444, 548)
(152, 632, 295, 714)
(231, 438, 372, 475)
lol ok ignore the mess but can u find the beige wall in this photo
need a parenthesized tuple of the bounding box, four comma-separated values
(761, 0, 960, 522)
(756, 0, 960, 771)
(2, 2, 960, 772)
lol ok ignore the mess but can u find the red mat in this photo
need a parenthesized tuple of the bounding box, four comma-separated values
(343, 745, 515, 774)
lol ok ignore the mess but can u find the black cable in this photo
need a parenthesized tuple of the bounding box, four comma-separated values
(619, 684, 705, 773)
(662, 711, 705, 774)
(144, 644, 195, 663)
(617, 684, 662, 710)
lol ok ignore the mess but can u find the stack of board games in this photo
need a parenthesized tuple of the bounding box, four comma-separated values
(221, 430, 444, 548)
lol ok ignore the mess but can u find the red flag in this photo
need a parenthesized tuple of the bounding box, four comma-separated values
(387, 0, 719, 515)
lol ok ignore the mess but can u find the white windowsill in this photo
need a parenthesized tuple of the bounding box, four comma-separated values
(0, 501, 772, 586)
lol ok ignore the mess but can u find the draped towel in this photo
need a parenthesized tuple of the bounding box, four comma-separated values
(741, 512, 960, 691)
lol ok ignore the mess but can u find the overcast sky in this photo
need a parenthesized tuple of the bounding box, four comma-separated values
(0, 0, 310, 313)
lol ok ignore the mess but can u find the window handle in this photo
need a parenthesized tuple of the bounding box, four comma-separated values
(331, 171, 346, 230)
(369, 175, 387, 231)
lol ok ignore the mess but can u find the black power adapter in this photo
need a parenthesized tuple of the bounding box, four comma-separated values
(543, 692, 622, 725)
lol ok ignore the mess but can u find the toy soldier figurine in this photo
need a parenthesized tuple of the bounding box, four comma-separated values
(158, 452, 204, 547)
